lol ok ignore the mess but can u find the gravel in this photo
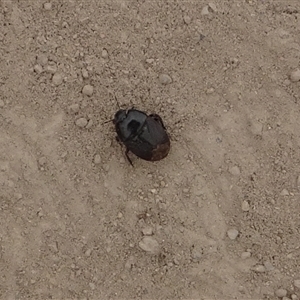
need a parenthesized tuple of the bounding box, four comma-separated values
(101, 49, 109, 59)
(68, 104, 80, 114)
(142, 227, 153, 236)
(241, 251, 251, 259)
(229, 166, 241, 176)
(294, 279, 300, 289)
(36, 54, 48, 66)
(241, 200, 250, 212)
(290, 69, 300, 82)
(82, 84, 94, 96)
(252, 264, 266, 273)
(75, 117, 88, 128)
(34, 64, 43, 74)
(138, 236, 160, 254)
(52, 73, 63, 85)
(227, 228, 239, 240)
(275, 289, 287, 298)
(43, 2, 52, 10)
(159, 74, 172, 85)
(93, 154, 101, 164)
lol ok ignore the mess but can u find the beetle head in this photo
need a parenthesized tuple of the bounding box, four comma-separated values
(113, 109, 127, 124)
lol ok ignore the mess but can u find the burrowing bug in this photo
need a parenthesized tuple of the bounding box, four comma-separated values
(113, 108, 170, 165)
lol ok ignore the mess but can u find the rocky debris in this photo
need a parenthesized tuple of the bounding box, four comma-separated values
(241, 251, 251, 259)
(159, 74, 172, 85)
(227, 228, 239, 240)
(290, 69, 300, 82)
(43, 2, 52, 10)
(82, 68, 89, 79)
(142, 227, 153, 236)
(101, 49, 109, 59)
(34, 64, 43, 74)
(138, 236, 160, 254)
(52, 73, 63, 85)
(36, 54, 48, 66)
(275, 288, 287, 298)
(241, 200, 250, 212)
(93, 154, 101, 164)
(75, 117, 88, 128)
(229, 166, 241, 176)
(280, 189, 289, 196)
(82, 84, 94, 96)
(252, 264, 266, 273)
(294, 279, 300, 289)
(68, 104, 80, 114)
(46, 64, 58, 74)
(183, 15, 191, 25)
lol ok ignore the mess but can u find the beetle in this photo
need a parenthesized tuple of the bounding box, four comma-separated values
(113, 108, 170, 165)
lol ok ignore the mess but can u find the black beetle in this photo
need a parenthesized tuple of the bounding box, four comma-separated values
(113, 108, 170, 165)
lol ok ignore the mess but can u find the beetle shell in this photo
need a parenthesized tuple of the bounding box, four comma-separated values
(113, 109, 170, 162)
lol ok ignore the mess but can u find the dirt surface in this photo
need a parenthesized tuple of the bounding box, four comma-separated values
(1, 1, 300, 299)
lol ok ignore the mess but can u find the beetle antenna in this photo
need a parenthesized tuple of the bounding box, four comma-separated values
(102, 118, 114, 125)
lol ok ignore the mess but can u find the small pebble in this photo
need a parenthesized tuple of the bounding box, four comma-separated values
(183, 15, 191, 24)
(85, 119, 93, 129)
(201, 6, 210, 15)
(82, 85, 94, 96)
(89, 282, 95, 290)
(291, 294, 299, 300)
(241, 200, 250, 212)
(94, 154, 101, 164)
(46, 64, 57, 74)
(36, 54, 48, 66)
(142, 227, 153, 236)
(85, 249, 92, 256)
(101, 49, 109, 59)
(294, 279, 300, 289)
(43, 2, 52, 10)
(290, 69, 300, 82)
(208, 2, 217, 12)
(52, 73, 63, 85)
(125, 256, 135, 269)
(82, 68, 89, 79)
(252, 264, 266, 273)
(159, 74, 172, 85)
(275, 289, 287, 298)
(34, 64, 43, 74)
(227, 228, 239, 240)
(229, 166, 241, 176)
(138, 236, 160, 255)
(75, 118, 88, 128)
(0, 100, 4, 107)
(206, 88, 215, 94)
(68, 104, 80, 114)
(264, 261, 275, 271)
(280, 189, 289, 196)
(191, 247, 203, 261)
(38, 157, 47, 166)
(146, 58, 154, 64)
(241, 251, 251, 259)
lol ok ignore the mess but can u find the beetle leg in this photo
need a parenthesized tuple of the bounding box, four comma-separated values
(125, 148, 134, 166)
(149, 114, 166, 129)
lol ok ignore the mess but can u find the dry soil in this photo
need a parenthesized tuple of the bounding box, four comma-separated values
(1, 1, 300, 299)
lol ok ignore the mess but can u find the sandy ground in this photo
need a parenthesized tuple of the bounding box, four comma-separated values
(1, 1, 300, 299)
